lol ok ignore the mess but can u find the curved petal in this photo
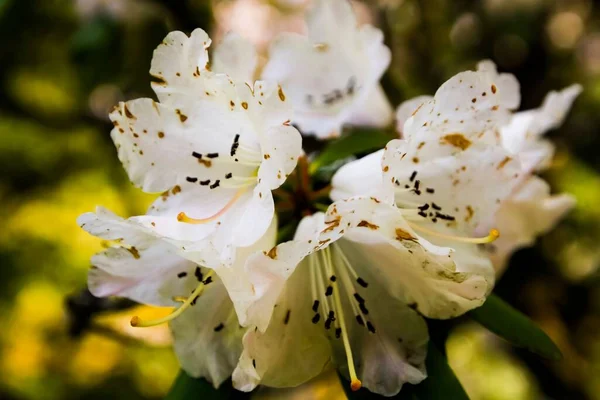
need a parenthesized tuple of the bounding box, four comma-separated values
(88, 246, 199, 307)
(258, 124, 303, 190)
(170, 277, 245, 388)
(150, 29, 213, 105)
(110, 97, 253, 193)
(382, 139, 522, 232)
(212, 32, 258, 84)
(347, 84, 393, 128)
(476, 60, 521, 110)
(330, 149, 391, 203)
(396, 95, 433, 138)
(488, 177, 576, 273)
(501, 84, 581, 172)
(403, 67, 519, 158)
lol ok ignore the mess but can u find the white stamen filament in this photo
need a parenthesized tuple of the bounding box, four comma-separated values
(130, 270, 214, 327)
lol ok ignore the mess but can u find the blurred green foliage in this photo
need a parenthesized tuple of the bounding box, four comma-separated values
(0, 0, 599, 399)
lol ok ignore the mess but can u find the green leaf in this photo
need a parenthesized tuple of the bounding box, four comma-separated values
(413, 341, 469, 400)
(341, 341, 469, 400)
(309, 128, 395, 175)
(164, 372, 250, 400)
(469, 293, 562, 360)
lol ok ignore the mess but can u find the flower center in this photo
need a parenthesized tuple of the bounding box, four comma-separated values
(393, 173, 500, 245)
(308, 244, 378, 392)
(130, 269, 214, 327)
(178, 134, 262, 224)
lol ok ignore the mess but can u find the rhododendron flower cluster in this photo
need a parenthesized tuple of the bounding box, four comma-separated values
(78, 0, 579, 396)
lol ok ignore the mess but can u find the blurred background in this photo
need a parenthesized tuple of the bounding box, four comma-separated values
(0, 0, 598, 399)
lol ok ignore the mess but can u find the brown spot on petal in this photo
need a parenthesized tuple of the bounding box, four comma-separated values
(465, 205, 474, 222)
(357, 220, 379, 230)
(491, 84, 497, 94)
(440, 133, 472, 150)
(126, 246, 141, 259)
(242, 102, 248, 110)
(497, 156, 512, 170)
(267, 246, 277, 259)
(278, 86, 286, 101)
(172, 185, 181, 195)
(158, 131, 165, 138)
(123, 104, 136, 119)
(176, 109, 188, 122)
(395, 228, 417, 242)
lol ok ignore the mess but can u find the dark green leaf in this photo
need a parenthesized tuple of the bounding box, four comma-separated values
(164, 372, 250, 400)
(412, 341, 469, 400)
(309, 128, 395, 175)
(340, 341, 468, 400)
(469, 294, 562, 360)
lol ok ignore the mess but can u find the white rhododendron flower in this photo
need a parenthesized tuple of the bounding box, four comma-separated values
(231, 203, 459, 396)
(110, 28, 302, 262)
(392, 60, 579, 273)
(78, 206, 277, 387)
(262, 0, 393, 138)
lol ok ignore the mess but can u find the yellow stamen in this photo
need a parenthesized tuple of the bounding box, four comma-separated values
(324, 248, 362, 392)
(409, 224, 500, 244)
(130, 271, 214, 327)
(177, 188, 246, 225)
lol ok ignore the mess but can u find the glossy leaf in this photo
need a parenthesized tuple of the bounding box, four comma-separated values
(309, 128, 395, 174)
(469, 294, 562, 360)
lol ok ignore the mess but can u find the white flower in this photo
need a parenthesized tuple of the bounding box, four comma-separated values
(110, 28, 302, 261)
(332, 65, 528, 313)
(78, 206, 277, 387)
(393, 60, 579, 273)
(232, 202, 468, 396)
(262, 0, 392, 138)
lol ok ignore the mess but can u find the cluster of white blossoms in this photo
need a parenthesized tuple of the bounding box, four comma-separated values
(78, 0, 579, 396)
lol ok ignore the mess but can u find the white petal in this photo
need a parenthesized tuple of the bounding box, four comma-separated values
(330, 257, 428, 396)
(488, 177, 576, 272)
(229, 218, 315, 331)
(382, 139, 522, 232)
(258, 125, 303, 190)
(230, 182, 275, 248)
(476, 59, 521, 110)
(232, 262, 331, 391)
(170, 277, 245, 388)
(403, 68, 519, 158)
(212, 32, 258, 84)
(89, 246, 199, 307)
(330, 150, 391, 202)
(78, 206, 155, 248)
(150, 29, 212, 105)
(347, 84, 393, 128)
(396, 95, 433, 137)
(110, 97, 249, 193)
(501, 84, 581, 172)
